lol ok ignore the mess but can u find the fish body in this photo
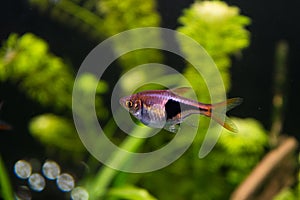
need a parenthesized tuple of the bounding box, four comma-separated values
(119, 88, 242, 133)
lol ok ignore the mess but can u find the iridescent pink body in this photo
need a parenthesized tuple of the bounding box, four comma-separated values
(119, 88, 242, 132)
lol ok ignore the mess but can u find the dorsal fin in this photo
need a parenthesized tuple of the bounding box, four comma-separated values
(170, 87, 191, 96)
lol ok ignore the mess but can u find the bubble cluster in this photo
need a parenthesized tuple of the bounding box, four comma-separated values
(14, 159, 89, 199)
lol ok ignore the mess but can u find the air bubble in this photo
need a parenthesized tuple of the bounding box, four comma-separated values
(56, 173, 75, 192)
(71, 187, 89, 200)
(14, 160, 32, 179)
(28, 173, 45, 192)
(42, 160, 60, 180)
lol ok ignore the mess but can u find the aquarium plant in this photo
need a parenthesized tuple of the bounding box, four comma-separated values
(0, 0, 270, 199)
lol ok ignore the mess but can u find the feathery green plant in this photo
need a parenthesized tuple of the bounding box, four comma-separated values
(178, 1, 250, 97)
(30, 0, 162, 70)
(0, 33, 107, 156)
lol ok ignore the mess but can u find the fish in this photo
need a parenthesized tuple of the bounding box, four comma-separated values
(119, 87, 243, 133)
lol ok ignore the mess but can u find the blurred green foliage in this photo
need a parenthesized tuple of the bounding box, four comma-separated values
(31, 0, 160, 39)
(178, 1, 250, 97)
(107, 186, 157, 200)
(0, 33, 108, 156)
(0, 0, 272, 199)
(0, 33, 73, 109)
(179, 1, 250, 68)
(273, 154, 300, 200)
(30, 0, 162, 70)
(136, 118, 267, 200)
(29, 114, 85, 154)
(0, 155, 14, 200)
(274, 187, 299, 200)
(97, 0, 160, 36)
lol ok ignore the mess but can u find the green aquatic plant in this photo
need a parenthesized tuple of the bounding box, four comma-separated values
(97, 0, 160, 36)
(274, 178, 300, 200)
(30, 0, 162, 70)
(107, 186, 157, 200)
(30, 0, 160, 40)
(0, 33, 73, 109)
(29, 114, 85, 153)
(0, 33, 108, 156)
(137, 118, 268, 200)
(0, 155, 14, 200)
(213, 118, 268, 185)
(178, 0, 250, 97)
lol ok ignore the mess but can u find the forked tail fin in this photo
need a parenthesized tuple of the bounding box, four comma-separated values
(206, 98, 243, 133)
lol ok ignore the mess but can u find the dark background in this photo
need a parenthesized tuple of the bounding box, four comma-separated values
(0, 0, 299, 158)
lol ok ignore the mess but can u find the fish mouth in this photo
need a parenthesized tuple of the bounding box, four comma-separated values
(119, 97, 125, 106)
(119, 96, 129, 108)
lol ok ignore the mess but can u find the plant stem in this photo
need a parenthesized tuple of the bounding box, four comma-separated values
(270, 40, 289, 147)
(0, 155, 14, 200)
(87, 126, 151, 200)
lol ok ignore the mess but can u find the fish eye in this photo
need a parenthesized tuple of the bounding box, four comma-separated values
(126, 100, 133, 108)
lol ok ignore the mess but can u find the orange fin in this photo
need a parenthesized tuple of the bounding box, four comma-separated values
(211, 115, 239, 133)
(210, 98, 243, 133)
(225, 98, 243, 111)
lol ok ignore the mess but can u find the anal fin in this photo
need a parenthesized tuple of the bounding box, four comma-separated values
(164, 124, 180, 133)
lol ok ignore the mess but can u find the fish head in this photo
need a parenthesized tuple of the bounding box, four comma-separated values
(119, 95, 142, 118)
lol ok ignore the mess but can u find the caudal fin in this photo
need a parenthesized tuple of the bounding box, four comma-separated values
(208, 98, 243, 133)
